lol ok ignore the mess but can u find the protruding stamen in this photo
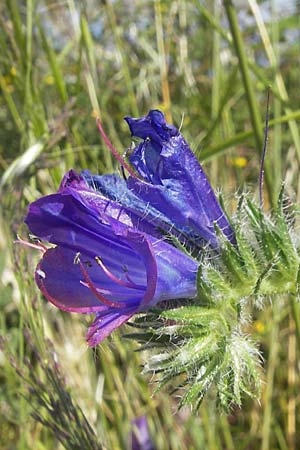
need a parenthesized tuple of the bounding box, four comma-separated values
(95, 256, 144, 290)
(14, 237, 47, 254)
(96, 117, 138, 179)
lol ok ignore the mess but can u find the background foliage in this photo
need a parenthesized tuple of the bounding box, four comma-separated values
(1, 0, 300, 449)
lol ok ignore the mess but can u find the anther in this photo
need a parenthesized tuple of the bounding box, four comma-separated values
(14, 237, 47, 254)
(74, 252, 81, 264)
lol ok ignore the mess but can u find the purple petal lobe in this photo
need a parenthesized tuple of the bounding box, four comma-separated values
(36, 246, 137, 346)
(126, 109, 178, 143)
(36, 246, 125, 313)
(149, 236, 198, 304)
(125, 110, 235, 247)
(81, 170, 180, 238)
(86, 310, 135, 346)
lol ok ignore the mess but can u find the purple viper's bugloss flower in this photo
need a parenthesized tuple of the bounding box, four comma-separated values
(125, 110, 235, 247)
(25, 170, 198, 346)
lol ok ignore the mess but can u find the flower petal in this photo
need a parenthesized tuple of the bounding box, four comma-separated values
(86, 310, 135, 346)
(125, 110, 235, 247)
(36, 246, 118, 312)
(26, 184, 198, 307)
(26, 187, 161, 303)
(36, 246, 137, 346)
(80, 170, 177, 237)
(148, 235, 198, 304)
(25, 164, 200, 343)
(25, 192, 148, 279)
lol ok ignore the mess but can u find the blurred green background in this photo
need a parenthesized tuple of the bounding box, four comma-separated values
(0, 1, 300, 449)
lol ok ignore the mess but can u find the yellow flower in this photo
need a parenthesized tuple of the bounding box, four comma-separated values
(231, 156, 248, 168)
(253, 320, 265, 334)
(44, 75, 55, 85)
(10, 66, 17, 77)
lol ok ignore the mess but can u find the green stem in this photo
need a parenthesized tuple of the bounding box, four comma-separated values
(200, 110, 300, 162)
(261, 302, 280, 450)
(223, 0, 263, 149)
(271, 0, 282, 194)
(105, 0, 139, 117)
(211, 0, 221, 186)
(25, 0, 33, 120)
(223, 0, 273, 206)
(220, 415, 234, 450)
(154, 0, 172, 123)
(289, 294, 300, 352)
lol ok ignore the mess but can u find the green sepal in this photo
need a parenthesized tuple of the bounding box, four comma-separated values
(126, 191, 299, 412)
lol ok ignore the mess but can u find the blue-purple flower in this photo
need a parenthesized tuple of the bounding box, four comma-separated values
(131, 416, 154, 450)
(25, 170, 198, 346)
(125, 110, 235, 247)
(25, 110, 234, 346)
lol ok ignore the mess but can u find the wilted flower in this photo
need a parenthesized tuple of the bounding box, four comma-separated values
(25, 110, 233, 346)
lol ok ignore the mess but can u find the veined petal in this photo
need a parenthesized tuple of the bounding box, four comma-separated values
(25, 194, 151, 301)
(86, 310, 135, 346)
(81, 170, 180, 238)
(59, 169, 141, 230)
(36, 246, 137, 346)
(125, 110, 235, 247)
(35, 246, 141, 313)
(148, 235, 198, 304)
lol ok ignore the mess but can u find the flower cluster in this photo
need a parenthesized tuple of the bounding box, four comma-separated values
(25, 110, 233, 346)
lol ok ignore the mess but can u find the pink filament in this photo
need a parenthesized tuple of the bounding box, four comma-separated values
(96, 117, 138, 179)
(14, 238, 47, 254)
(124, 272, 144, 290)
(79, 261, 125, 309)
(95, 256, 144, 290)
